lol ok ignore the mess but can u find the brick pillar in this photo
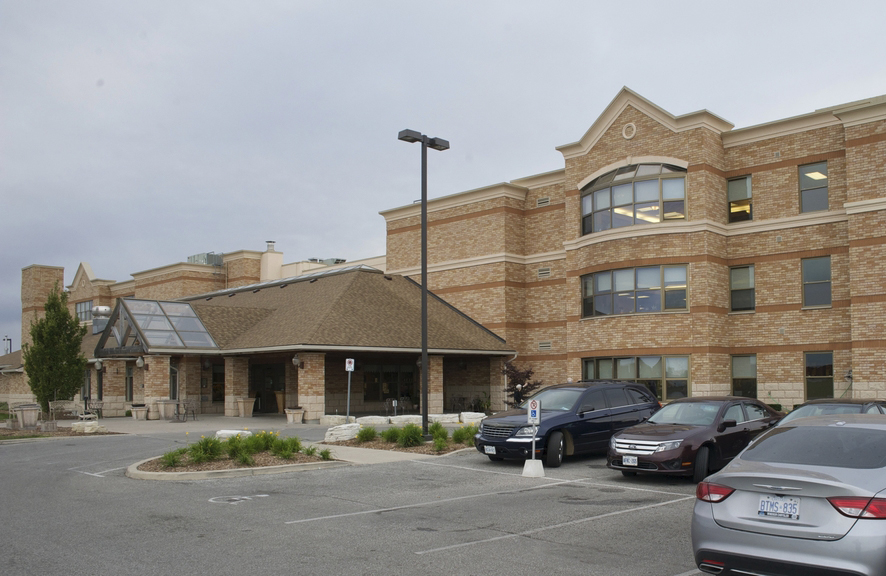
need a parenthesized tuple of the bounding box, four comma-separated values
(225, 356, 249, 416)
(144, 355, 171, 420)
(489, 357, 506, 411)
(429, 355, 444, 414)
(299, 352, 325, 421)
(102, 359, 126, 417)
(20, 265, 65, 351)
(285, 361, 299, 409)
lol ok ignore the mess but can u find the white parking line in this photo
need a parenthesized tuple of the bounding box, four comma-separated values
(414, 460, 692, 497)
(71, 466, 128, 477)
(670, 570, 701, 576)
(414, 496, 694, 555)
(284, 481, 575, 525)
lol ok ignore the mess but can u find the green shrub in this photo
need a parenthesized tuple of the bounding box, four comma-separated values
(452, 426, 477, 444)
(236, 451, 255, 466)
(398, 423, 424, 448)
(125, 409, 132, 417)
(160, 448, 187, 468)
(432, 436, 448, 452)
(319, 448, 332, 460)
(380, 427, 401, 443)
(768, 403, 783, 412)
(188, 436, 223, 463)
(244, 431, 276, 453)
(225, 434, 246, 459)
(428, 421, 448, 441)
(302, 445, 318, 457)
(271, 436, 302, 458)
(356, 426, 378, 443)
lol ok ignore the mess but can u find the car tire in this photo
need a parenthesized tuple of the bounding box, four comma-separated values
(545, 431, 564, 468)
(693, 446, 710, 483)
(487, 455, 503, 462)
(621, 470, 637, 477)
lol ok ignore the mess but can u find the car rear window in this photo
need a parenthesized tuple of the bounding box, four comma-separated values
(742, 425, 886, 469)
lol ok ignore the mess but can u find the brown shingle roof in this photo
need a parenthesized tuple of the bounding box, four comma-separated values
(185, 268, 512, 354)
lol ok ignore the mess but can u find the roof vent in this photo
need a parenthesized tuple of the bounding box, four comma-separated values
(536, 197, 551, 207)
(538, 341, 553, 351)
(187, 252, 223, 266)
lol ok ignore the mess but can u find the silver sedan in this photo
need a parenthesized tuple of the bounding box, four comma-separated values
(691, 414, 886, 575)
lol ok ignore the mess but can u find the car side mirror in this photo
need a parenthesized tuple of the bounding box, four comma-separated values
(718, 419, 737, 432)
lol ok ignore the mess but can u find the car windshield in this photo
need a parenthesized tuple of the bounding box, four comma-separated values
(742, 425, 886, 469)
(647, 402, 720, 426)
(780, 404, 864, 424)
(521, 388, 583, 411)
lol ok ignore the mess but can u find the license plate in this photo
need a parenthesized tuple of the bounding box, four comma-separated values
(484, 445, 496, 455)
(758, 495, 800, 520)
(622, 455, 638, 466)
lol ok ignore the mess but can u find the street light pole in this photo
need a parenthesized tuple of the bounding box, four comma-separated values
(398, 129, 449, 435)
(2, 335, 10, 355)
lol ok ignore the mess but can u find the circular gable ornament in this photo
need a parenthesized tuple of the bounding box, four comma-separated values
(622, 123, 637, 140)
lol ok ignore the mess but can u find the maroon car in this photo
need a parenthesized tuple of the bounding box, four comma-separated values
(607, 396, 781, 483)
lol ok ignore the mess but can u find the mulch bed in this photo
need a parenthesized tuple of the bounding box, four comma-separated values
(137, 450, 328, 473)
(323, 438, 474, 456)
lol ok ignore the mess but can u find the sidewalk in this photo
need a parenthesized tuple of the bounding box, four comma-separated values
(92, 413, 451, 465)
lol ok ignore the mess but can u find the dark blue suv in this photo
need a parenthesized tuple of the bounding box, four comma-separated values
(474, 380, 660, 467)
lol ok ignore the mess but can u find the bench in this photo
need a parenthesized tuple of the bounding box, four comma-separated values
(49, 400, 80, 421)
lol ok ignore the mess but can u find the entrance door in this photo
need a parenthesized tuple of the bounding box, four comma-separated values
(250, 363, 285, 413)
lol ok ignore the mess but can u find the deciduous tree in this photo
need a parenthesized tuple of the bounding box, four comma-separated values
(22, 283, 88, 412)
(502, 362, 543, 407)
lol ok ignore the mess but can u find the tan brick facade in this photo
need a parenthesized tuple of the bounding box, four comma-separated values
(383, 89, 886, 410)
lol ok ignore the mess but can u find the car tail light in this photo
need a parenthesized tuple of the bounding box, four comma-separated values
(696, 482, 734, 503)
(828, 497, 886, 519)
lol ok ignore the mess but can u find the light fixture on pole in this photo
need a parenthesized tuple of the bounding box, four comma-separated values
(2, 335, 10, 355)
(398, 129, 449, 436)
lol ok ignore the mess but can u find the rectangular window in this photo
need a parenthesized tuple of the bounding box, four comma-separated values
(805, 352, 833, 400)
(802, 256, 831, 307)
(730, 265, 755, 312)
(125, 365, 134, 402)
(212, 364, 225, 402)
(82, 369, 91, 400)
(76, 300, 93, 322)
(728, 176, 752, 222)
(732, 355, 757, 398)
(582, 355, 689, 402)
(800, 161, 828, 213)
(581, 265, 687, 318)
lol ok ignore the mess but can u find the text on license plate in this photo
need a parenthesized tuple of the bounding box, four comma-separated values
(484, 445, 496, 455)
(622, 456, 638, 466)
(758, 495, 800, 520)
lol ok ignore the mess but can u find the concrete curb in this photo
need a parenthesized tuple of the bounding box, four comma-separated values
(125, 457, 349, 481)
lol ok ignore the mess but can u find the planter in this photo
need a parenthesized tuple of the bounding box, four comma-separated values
(274, 391, 285, 414)
(131, 406, 148, 420)
(236, 397, 255, 418)
(13, 404, 41, 430)
(157, 400, 177, 420)
(284, 408, 304, 424)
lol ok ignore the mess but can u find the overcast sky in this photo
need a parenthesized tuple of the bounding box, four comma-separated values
(2, 0, 884, 354)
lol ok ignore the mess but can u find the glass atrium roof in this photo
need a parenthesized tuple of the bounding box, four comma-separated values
(104, 299, 218, 351)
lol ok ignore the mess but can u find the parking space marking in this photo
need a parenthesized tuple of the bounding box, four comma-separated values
(671, 570, 701, 576)
(70, 466, 129, 477)
(414, 460, 692, 497)
(284, 480, 574, 525)
(414, 495, 693, 555)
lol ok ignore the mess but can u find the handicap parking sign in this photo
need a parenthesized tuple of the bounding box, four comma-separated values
(528, 399, 541, 425)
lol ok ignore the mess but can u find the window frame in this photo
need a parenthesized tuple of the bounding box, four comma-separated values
(805, 351, 834, 400)
(731, 354, 757, 398)
(727, 175, 752, 222)
(582, 355, 690, 402)
(581, 264, 688, 318)
(802, 256, 832, 308)
(76, 300, 93, 322)
(730, 265, 755, 312)
(799, 161, 829, 213)
(580, 163, 687, 236)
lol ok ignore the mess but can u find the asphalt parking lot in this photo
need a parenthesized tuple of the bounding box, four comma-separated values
(1, 422, 701, 576)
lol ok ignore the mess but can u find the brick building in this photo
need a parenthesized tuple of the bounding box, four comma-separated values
(4, 88, 884, 417)
(382, 88, 886, 409)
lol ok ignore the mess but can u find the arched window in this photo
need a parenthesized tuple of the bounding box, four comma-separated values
(580, 163, 686, 235)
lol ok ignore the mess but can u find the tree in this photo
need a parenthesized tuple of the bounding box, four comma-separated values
(22, 282, 88, 412)
(502, 362, 544, 407)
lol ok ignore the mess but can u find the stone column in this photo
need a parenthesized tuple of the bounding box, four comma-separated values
(489, 357, 506, 411)
(143, 355, 171, 420)
(102, 359, 126, 417)
(224, 356, 249, 416)
(284, 361, 299, 408)
(429, 355, 444, 414)
(299, 352, 325, 421)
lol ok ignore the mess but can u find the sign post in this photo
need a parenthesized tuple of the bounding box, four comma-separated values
(345, 358, 355, 421)
(522, 399, 545, 477)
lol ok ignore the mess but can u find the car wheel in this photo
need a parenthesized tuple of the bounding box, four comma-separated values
(621, 470, 637, 477)
(545, 431, 564, 468)
(487, 455, 503, 462)
(693, 446, 710, 483)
